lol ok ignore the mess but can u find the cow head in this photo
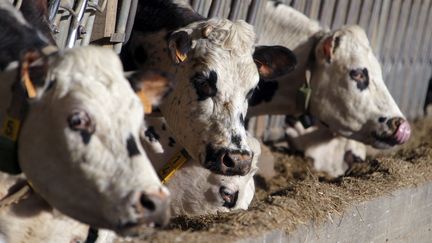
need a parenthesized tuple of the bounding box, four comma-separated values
(16, 47, 170, 234)
(167, 135, 260, 216)
(309, 25, 411, 149)
(131, 18, 295, 176)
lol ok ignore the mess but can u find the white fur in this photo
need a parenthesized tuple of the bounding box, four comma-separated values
(142, 117, 259, 216)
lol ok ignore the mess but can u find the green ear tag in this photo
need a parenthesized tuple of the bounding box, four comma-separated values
(296, 84, 312, 111)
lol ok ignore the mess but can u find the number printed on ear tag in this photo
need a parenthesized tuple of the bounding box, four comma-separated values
(1, 116, 21, 141)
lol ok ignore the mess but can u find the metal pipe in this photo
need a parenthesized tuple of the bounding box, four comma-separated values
(65, 0, 88, 48)
(124, 0, 138, 45)
(48, 0, 61, 23)
(114, 0, 132, 53)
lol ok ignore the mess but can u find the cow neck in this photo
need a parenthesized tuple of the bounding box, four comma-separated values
(0, 62, 35, 174)
(0, 45, 57, 174)
(142, 117, 191, 184)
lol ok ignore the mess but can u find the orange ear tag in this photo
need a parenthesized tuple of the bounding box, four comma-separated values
(175, 50, 187, 63)
(21, 61, 37, 98)
(137, 90, 152, 114)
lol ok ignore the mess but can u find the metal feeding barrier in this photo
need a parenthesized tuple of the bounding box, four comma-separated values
(46, 0, 431, 140)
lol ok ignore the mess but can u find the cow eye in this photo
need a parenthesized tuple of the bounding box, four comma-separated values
(191, 71, 218, 101)
(67, 110, 93, 131)
(349, 68, 368, 82)
(349, 68, 369, 91)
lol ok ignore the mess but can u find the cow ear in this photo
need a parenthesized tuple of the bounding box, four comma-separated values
(168, 31, 192, 64)
(127, 70, 173, 114)
(320, 34, 341, 63)
(253, 45, 297, 80)
(19, 49, 52, 99)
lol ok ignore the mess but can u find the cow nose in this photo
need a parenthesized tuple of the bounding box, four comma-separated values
(219, 186, 239, 208)
(135, 188, 171, 227)
(387, 117, 411, 144)
(220, 152, 252, 176)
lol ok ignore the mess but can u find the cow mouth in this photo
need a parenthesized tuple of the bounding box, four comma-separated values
(372, 130, 406, 148)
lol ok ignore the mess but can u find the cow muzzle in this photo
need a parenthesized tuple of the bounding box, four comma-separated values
(119, 187, 171, 235)
(205, 145, 253, 176)
(373, 117, 411, 146)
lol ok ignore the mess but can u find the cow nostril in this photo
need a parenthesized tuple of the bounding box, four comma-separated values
(387, 117, 403, 130)
(222, 153, 235, 168)
(378, 117, 387, 123)
(140, 194, 156, 212)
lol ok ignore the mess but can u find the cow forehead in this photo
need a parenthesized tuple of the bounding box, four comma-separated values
(49, 47, 143, 121)
(184, 18, 257, 86)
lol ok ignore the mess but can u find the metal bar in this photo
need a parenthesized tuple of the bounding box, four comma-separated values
(246, 0, 260, 24)
(228, 0, 241, 20)
(208, 0, 222, 18)
(65, 0, 88, 48)
(124, 0, 138, 45)
(48, 0, 61, 23)
(114, 0, 132, 53)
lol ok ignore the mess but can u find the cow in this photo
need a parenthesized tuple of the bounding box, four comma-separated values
(0, 174, 116, 243)
(0, 1, 170, 236)
(138, 116, 259, 216)
(121, 0, 296, 177)
(247, 1, 410, 176)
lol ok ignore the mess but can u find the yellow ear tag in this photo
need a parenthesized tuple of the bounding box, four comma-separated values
(159, 150, 189, 184)
(22, 61, 37, 99)
(137, 90, 152, 114)
(175, 50, 187, 63)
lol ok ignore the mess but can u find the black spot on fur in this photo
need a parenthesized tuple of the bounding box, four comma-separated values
(248, 79, 279, 106)
(161, 123, 166, 131)
(133, 45, 148, 64)
(240, 114, 245, 125)
(191, 71, 218, 101)
(168, 137, 176, 147)
(85, 227, 99, 243)
(231, 134, 242, 148)
(80, 131, 92, 145)
(350, 68, 369, 91)
(145, 126, 160, 142)
(126, 134, 140, 157)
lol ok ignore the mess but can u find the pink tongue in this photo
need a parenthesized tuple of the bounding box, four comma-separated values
(394, 120, 411, 144)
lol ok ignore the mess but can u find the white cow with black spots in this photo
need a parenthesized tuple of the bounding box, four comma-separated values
(247, 1, 411, 177)
(122, 0, 296, 177)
